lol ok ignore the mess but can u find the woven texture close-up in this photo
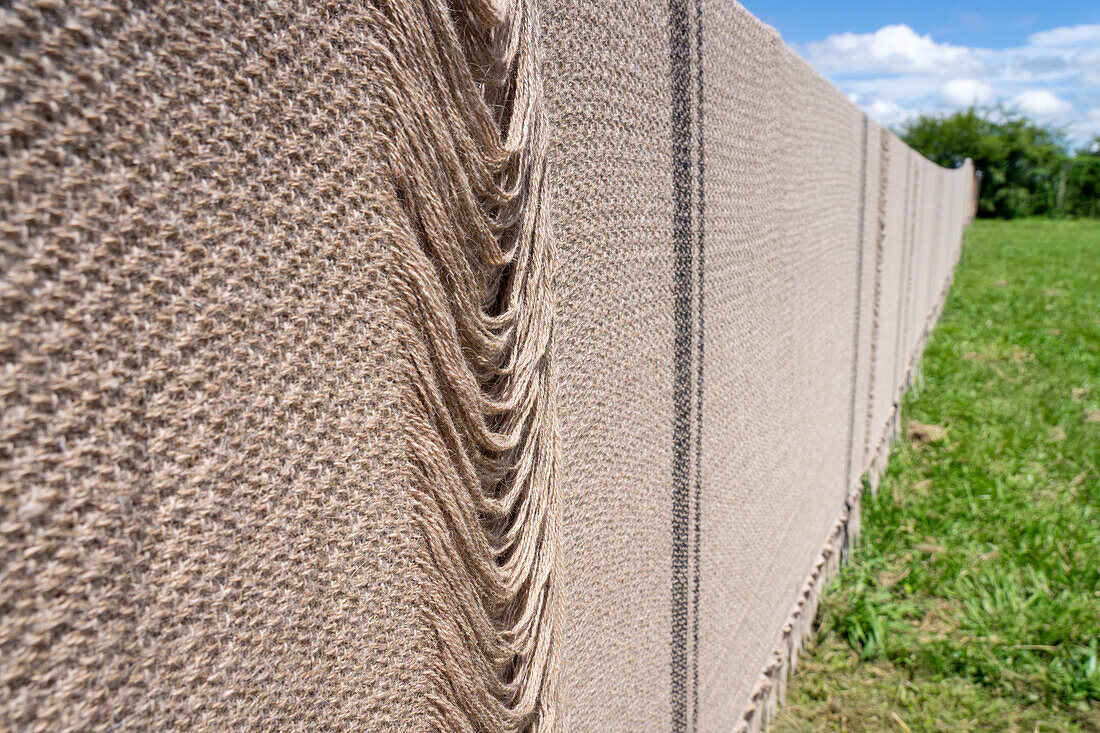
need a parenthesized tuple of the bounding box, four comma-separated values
(0, 0, 975, 731)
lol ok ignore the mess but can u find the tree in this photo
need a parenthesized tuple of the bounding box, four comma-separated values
(897, 110, 1096, 219)
(1065, 136, 1100, 218)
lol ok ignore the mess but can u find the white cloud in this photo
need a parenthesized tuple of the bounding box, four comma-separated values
(804, 24, 983, 76)
(1068, 108, 1100, 147)
(1010, 89, 1074, 119)
(1079, 48, 1100, 87)
(941, 79, 996, 108)
(1073, 107, 1100, 136)
(794, 22, 1100, 146)
(866, 99, 912, 126)
(842, 75, 945, 104)
(1026, 24, 1100, 48)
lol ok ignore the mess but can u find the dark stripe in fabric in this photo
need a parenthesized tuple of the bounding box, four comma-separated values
(669, 0, 693, 728)
(902, 167, 921, 378)
(892, 156, 912, 400)
(862, 131, 890, 463)
(843, 115, 869, 495)
(690, 0, 705, 728)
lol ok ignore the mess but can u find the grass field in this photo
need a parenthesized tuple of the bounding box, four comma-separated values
(775, 219, 1100, 732)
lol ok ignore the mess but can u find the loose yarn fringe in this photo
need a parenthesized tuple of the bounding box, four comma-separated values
(731, 476, 862, 733)
(371, 1, 560, 730)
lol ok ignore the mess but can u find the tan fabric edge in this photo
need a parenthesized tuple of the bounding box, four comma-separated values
(731, 257, 960, 732)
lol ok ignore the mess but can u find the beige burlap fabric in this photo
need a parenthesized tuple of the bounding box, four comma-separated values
(2, 0, 559, 730)
(544, 3, 972, 730)
(1, 0, 974, 730)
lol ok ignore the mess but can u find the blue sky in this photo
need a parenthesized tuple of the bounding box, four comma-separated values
(741, 0, 1100, 147)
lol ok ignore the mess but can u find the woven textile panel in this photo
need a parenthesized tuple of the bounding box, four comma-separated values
(0, 0, 975, 731)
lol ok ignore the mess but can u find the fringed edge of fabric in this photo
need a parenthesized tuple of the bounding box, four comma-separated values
(733, 143, 965, 733)
(731, 474, 862, 733)
(372, 0, 561, 730)
(732, 295, 959, 733)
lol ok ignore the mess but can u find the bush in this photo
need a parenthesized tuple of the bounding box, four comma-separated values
(1065, 147, 1100, 218)
(898, 110, 1100, 219)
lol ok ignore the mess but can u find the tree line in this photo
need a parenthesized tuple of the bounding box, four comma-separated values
(898, 109, 1100, 219)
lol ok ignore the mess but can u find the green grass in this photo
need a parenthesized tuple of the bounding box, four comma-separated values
(776, 219, 1100, 733)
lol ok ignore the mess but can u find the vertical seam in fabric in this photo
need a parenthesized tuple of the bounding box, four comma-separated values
(843, 115, 869, 493)
(690, 0, 704, 728)
(669, 0, 693, 729)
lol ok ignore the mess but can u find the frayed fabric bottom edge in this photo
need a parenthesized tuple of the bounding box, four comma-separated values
(732, 270, 957, 733)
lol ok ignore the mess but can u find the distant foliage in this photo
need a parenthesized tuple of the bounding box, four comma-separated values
(1065, 147, 1100, 218)
(899, 109, 1100, 219)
